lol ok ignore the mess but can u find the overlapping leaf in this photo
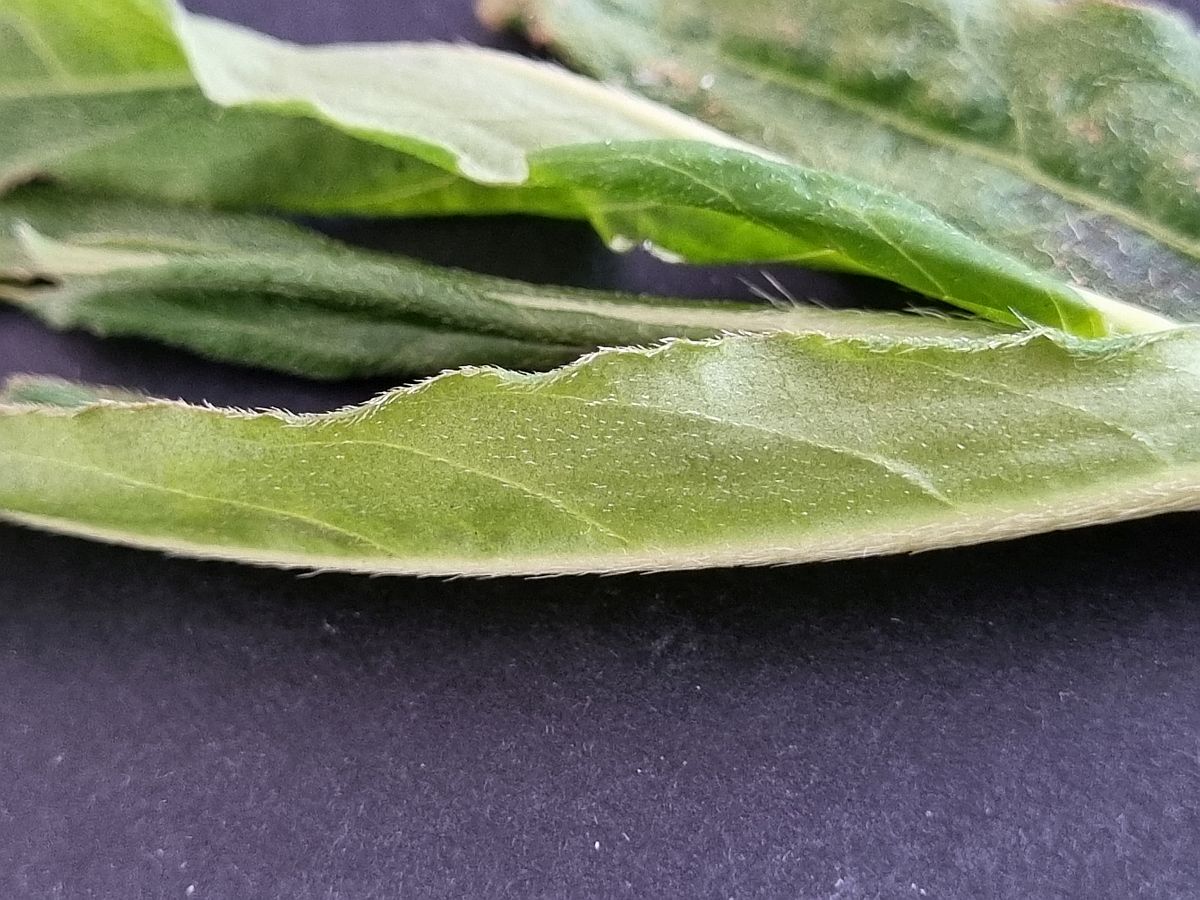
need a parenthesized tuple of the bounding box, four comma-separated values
(0, 0, 1197, 576)
(0, 0, 1156, 334)
(484, 0, 1200, 321)
(6, 184, 976, 376)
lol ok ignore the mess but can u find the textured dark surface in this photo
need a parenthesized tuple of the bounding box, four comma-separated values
(2, 1, 1200, 898)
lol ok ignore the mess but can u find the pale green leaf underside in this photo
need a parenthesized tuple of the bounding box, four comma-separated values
(1, 185, 996, 376)
(173, 7, 753, 184)
(483, 0, 1200, 322)
(0, 0, 1150, 336)
(2, 328, 1198, 576)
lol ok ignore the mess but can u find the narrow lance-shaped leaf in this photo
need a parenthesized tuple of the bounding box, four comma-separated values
(482, 0, 1200, 322)
(0, 185, 996, 377)
(2, 327, 1199, 576)
(0, 0, 1156, 335)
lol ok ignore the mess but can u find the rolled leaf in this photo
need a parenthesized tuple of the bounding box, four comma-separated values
(1, 328, 1198, 575)
(0, 185, 992, 376)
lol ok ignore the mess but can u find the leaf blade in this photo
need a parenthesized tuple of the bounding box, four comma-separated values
(1, 185, 997, 376)
(0, 0, 1140, 335)
(483, 0, 1200, 320)
(2, 328, 1198, 575)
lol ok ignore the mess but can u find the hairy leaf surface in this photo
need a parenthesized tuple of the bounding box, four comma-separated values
(0, 185, 995, 376)
(1, 328, 1198, 575)
(0, 0, 1149, 334)
(483, 0, 1200, 322)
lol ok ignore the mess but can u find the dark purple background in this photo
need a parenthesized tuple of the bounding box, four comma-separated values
(2, 2, 1199, 898)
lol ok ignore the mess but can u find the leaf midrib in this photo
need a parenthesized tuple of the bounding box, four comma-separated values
(400, 387, 958, 504)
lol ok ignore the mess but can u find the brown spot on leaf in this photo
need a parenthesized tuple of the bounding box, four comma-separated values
(1067, 118, 1105, 144)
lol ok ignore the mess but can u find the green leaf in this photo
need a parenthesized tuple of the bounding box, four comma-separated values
(2, 327, 1198, 575)
(482, 0, 1200, 322)
(0, 0, 1157, 335)
(0, 184, 995, 376)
